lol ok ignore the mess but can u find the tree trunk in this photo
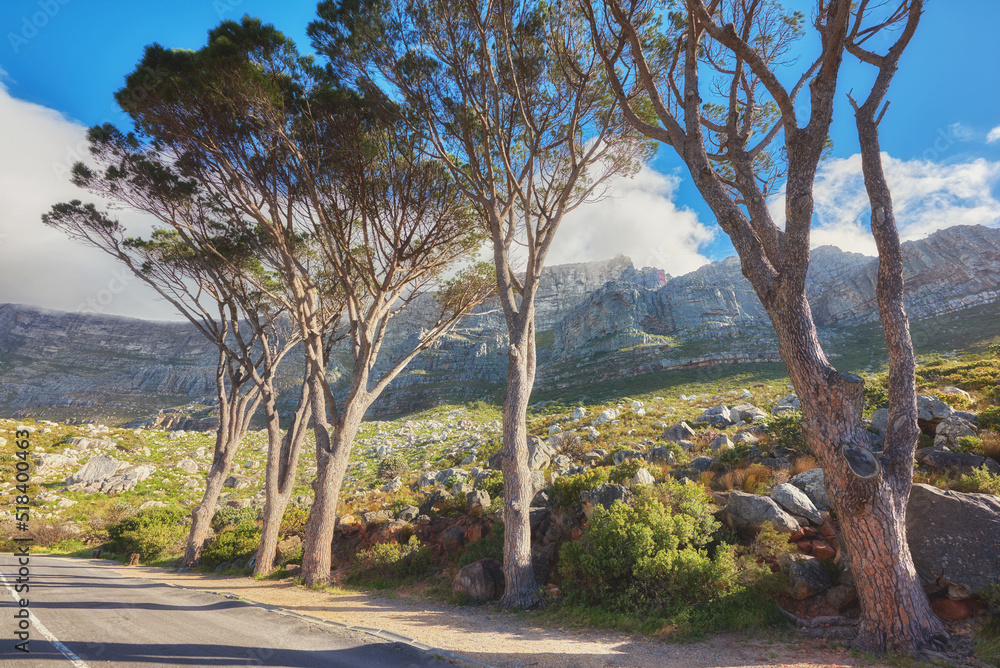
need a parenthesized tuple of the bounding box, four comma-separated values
(255, 382, 313, 577)
(768, 295, 946, 654)
(498, 315, 542, 610)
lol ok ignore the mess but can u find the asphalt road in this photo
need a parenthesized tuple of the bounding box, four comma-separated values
(0, 554, 455, 667)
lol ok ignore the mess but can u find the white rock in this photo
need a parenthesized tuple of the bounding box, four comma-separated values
(596, 409, 618, 425)
(629, 468, 657, 488)
(572, 407, 587, 419)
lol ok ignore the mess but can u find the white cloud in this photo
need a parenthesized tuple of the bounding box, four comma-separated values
(986, 125, 1000, 144)
(0, 83, 177, 320)
(769, 153, 1000, 255)
(549, 165, 715, 276)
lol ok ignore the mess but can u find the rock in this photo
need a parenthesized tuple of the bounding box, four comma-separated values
(689, 456, 715, 474)
(224, 475, 254, 490)
(933, 416, 977, 449)
(440, 525, 467, 555)
(942, 386, 972, 401)
(530, 490, 551, 507)
(789, 468, 833, 511)
(581, 450, 606, 465)
(417, 472, 438, 488)
(67, 455, 121, 485)
(630, 400, 644, 410)
(466, 489, 491, 512)
(548, 425, 562, 435)
(629, 468, 656, 488)
(732, 431, 759, 445)
(381, 477, 403, 493)
(451, 481, 474, 496)
(596, 408, 618, 425)
(710, 435, 734, 451)
(35, 453, 77, 470)
(612, 450, 642, 465)
(586, 427, 600, 441)
(57, 498, 78, 508)
(453, 558, 505, 601)
(726, 491, 800, 534)
(276, 535, 302, 562)
(916, 447, 1000, 474)
(634, 407, 646, 417)
(551, 455, 572, 472)
(770, 483, 823, 525)
(825, 584, 858, 612)
(168, 430, 187, 440)
(870, 407, 888, 436)
(731, 403, 768, 423)
(930, 596, 985, 621)
(435, 468, 469, 484)
(772, 394, 801, 415)
(421, 489, 453, 515)
(67, 436, 114, 451)
(660, 422, 696, 443)
(397, 505, 420, 522)
(138, 500, 166, 510)
(530, 470, 545, 494)
(580, 484, 632, 519)
(529, 507, 551, 534)
(906, 483, 1000, 597)
(572, 407, 587, 419)
(696, 405, 734, 427)
(779, 553, 833, 600)
(176, 458, 199, 474)
(646, 446, 676, 466)
(917, 395, 954, 434)
(527, 436, 552, 471)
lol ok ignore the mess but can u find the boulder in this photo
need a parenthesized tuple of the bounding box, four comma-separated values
(789, 468, 833, 511)
(870, 407, 888, 436)
(453, 558, 505, 601)
(612, 450, 642, 465)
(917, 395, 954, 435)
(397, 505, 420, 522)
(466, 489, 491, 513)
(417, 471, 438, 488)
(732, 431, 759, 445)
(933, 416, 977, 449)
(527, 436, 552, 471)
(224, 475, 254, 490)
(586, 427, 600, 441)
(779, 553, 833, 600)
(35, 453, 77, 470)
(581, 450, 606, 465)
(726, 490, 799, 534)
(646, 446, 676, 466)
(572, 407, 587, 419)
(770, 483, 823, 525)
(689, 456, 715, 474)
(176, 458, 199, 474)
(629, 468, 656, 488)
(67, 455, 121, 485)
(916, 447, 1000, 474)
(381, 477, 403, 493)
(660, 422, 696, 443)
(67, 436, 114, 451)
(580, 484, 632, 519)
(942, 386, 972, 401)
(696, 406, 734, 427)
(551, 454, 572, 472)
(710, 435, 734, 451)
(906, 483, 1000, 597)
(772, 394, 801, 415)
(596, 408, 618, 425)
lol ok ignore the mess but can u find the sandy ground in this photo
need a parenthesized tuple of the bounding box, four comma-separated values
(110, 564, 890, 668)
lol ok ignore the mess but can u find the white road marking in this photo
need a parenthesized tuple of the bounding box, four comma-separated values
(1, 568, 91, 667)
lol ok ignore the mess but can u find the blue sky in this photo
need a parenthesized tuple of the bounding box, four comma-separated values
(1, 0, 999, 318)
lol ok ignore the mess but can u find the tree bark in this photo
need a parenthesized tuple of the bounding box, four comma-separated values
(498, 311, 542, 610)
(254, 380, 312, 577)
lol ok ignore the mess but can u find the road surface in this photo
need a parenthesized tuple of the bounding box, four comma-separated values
(0, 554, 456, 667)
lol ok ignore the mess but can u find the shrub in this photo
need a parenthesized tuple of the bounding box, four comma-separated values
(377, 454, 408, 481)
(458, 522, 504, 568)
(952, 436, 984, 456)
(477, 470, 505, 500)
(347, 535, 433, 588)
(763, 412, 808, 454)
(106, 507, 188, 562)
(719, 441, 752, 466)
(608, 458, 644, 485)
(719, 464, 775, 495)
(980, 407, 1000, 431)
(279, 506, 310, 537)
(551, 467, 610, 507)
(201, 519, 261, 569)
(211, 506, 256, 532)
(953, 465, 1000, 496)
(559, 494, 781, 633)
(864, 374, 889, 411)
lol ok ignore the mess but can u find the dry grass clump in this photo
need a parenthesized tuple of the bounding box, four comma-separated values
(719, 464, 774, 494)
(789, 455, 819, 477)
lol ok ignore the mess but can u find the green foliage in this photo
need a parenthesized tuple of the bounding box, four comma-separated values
(952, 435, 985, 456)
(279, 506, 310, 537)
(377, 454, 408, 481)
(763, 412, 808, 454)
(608, 458, 644, 485)
(477, 470, 504, 500)
(201, 520, 261, 569)
(749, 521, 796, 562)
(106, 507, 188, 563)
(954, 465, 1000, 496)
(719, 441, 752, 466)
(347, 535, 433, 588)
(559, 494, 782, 634)
(980, 407, 1000, 431)
(863, 374, 889, 410)
(457, 522, 504, 568)
(211, 506, 256, 532)
(551, 467, 610, 507)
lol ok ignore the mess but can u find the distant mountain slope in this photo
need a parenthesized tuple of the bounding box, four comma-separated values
(2, 224, 998, 420)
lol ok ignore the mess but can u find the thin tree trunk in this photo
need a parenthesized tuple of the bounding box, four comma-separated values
(498, 314, 541, 610)
(255, 381, 312, 577)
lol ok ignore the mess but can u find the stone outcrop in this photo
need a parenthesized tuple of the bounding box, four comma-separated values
(726, 490, 800, 534)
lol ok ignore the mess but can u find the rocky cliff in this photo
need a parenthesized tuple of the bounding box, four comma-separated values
(2, 224, 998, 420)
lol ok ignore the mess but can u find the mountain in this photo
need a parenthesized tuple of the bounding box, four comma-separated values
(2, 224, 999, 421)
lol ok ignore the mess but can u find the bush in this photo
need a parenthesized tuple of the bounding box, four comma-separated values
(347, 535, 433, 588)
(279, 506, 310, 537)
(980, 407, 1000, 431)
(211, 506, 256, 532)
(763, 412, 808, 454)
(864, 374, 889, 410)
(719, 441, 752, 466)
(377, 454, 408, 481)
(953, 465, 1000, 496)
(551, 467, 610, 507)
(608, 458, 644, 485)
(952, 436, 984, 456)
(201, 519, 261, 569)
(477, 470, 505, 500)
(559, 494, 781, 634)
(458, 522, 504, 568)
(107, 507, 188, 563)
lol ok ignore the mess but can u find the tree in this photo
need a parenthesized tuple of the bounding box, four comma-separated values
(310, 0, 650, 608)
(105, 18, 495, 585)
(586, 0, 946, 654)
